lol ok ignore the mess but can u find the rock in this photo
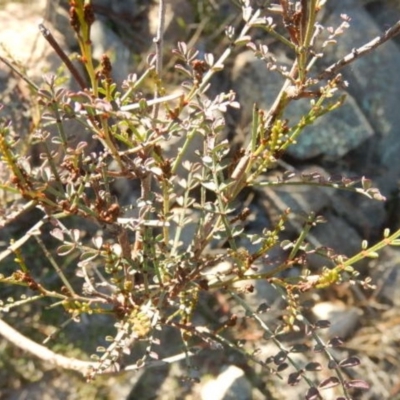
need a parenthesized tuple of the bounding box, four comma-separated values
(0, 1, 65, 82)
(312, 301, 362, 339)
(306, 211, 363, 270)
(365, 0, 400, 47)
(200, 365, 252, 400)
(147, 0, 194, 48)
(91, 19, 131, 85)
(371, 247, 400, 307)
(258, 166, 333, 232)
(231, 50, 374, 160)
(324, 0, 400, 193)
(330, 190, 386, 239)
(110, 0, 139, 15)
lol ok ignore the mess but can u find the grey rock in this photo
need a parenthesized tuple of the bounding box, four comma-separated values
(324, 0, 400, 191)
(91, 19, 131, 85)
(200, 365, 252, 400)
(371, 247, 400, 307)
(312, 301, 362, 339)
(258, 166, 333, 232)
(306, 211, 363, 270)
(231, 50, 374, 160)
(330, 190, 386, 237)
(147, 0, 194, 48)
(111, 0, 138, 14)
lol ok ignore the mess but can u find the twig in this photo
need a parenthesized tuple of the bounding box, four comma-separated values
(0, 56, 41, 94)
(0, 318, 198, 376)
(152, 0, 166, 119)
(0, 217, 45, 263)
(318, 19, 400, 80)
(38, 23, 87, 90)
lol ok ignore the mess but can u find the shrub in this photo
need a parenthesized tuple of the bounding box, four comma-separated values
(1, 1, 400, 399)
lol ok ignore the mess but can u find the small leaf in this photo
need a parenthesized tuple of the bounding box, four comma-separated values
(281, 239, 293, 250)
(201, 181, 218, 192)
(50, 228, 64, 241)
(277, 362, 289, 372)
(313, 343, 325, 353)
(328, 359, 338, 369)
(290, 343, 310, 353)
(319, 376, 340, 390)
(327, 336, 344, 347)
(204, 53, 214, 66)
(139, 98, 148, 110)
(71, 229, 80, 242)
(234, 35, 252, 47)
(315, 319, 331, 329)
(305, 387, 320, 400)
(111, 243, 122, 257)
(256, 303, 270, 314)
(242, 6, 252, 22)
(273, 350, 288, 365)
(345, 380, 370, 390)
(305, 362, 322, 371)
(339, 356, 361, 368)
(149, 351, 159, 360)
(201, 155, 213, 165)
(361, 176, 371, 190)
(57, 243, 75, 256)
(93, 236, 103, 249)
(265, 356, 274, 364)
(79, 251, 98, 263)
(288, 370, 303, 386)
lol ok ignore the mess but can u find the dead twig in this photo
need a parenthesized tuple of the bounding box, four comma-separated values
(318, 19, 400, 80)
(0, 318, 197, 377)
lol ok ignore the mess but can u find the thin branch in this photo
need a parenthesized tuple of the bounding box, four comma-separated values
(152, 0, 166, 119)
(318, 19, 400, 80)
(38, 23, 87, 90)
(0, 217, 46, 263)
(0, 56, 41, 94)
(0, 318, 198, 376)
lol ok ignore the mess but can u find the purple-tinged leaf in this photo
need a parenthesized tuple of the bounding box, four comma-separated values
(290, 343, 310, 353)
(265, 356, 274, 364)
(327, 336, 344, 347)
(50, 228, 64, 241)
(288, 370, 303, 386)
(345, 380, 370, 390)
(273, 350, 288, 365)
(277, 362, 289, 372)
(149, 351, 159, 360)
(315, 319, 331, 329)
(328, 359, 338, 369)
(305, 387, 320, 400)
(256, 303, 270, 314)
(305, 362, 322, 371)
(319, 376, 340, 390)
(313, 343, 325, 353)
(339, 356, 361, 368)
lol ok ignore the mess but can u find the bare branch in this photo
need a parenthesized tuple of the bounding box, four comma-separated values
(39, 23, 87, 90)
(0, 318, 197, 377)
(318, 19, 400, 80)
(0, 217, 46, 263)
(152, 0, 166, 119)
